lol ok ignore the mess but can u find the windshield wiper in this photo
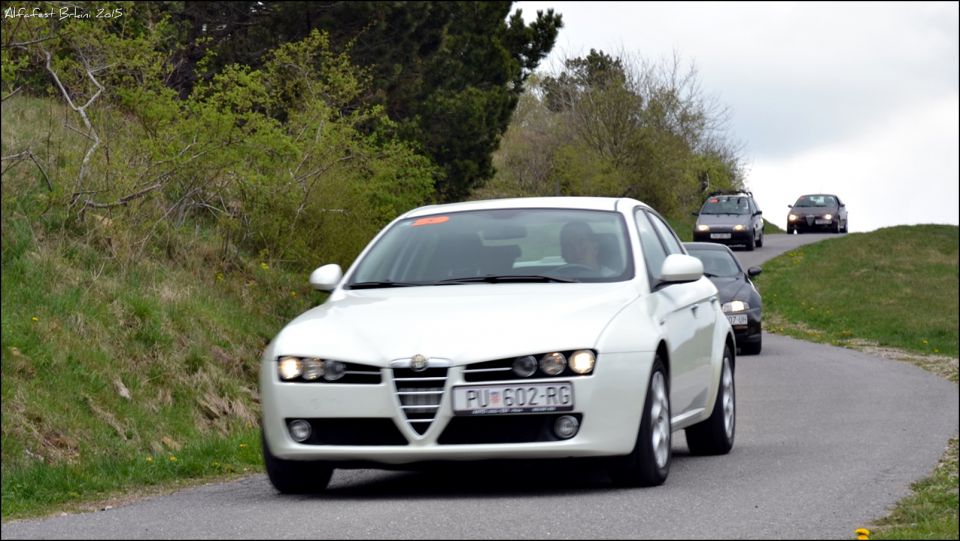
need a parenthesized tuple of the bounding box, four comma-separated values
(438, 274, 577, 284)
(347, 281, 422, 289)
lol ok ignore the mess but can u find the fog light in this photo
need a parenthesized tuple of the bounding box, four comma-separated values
(302, 358, 325, 381)
(569, 350, 596, 374)
(323, 360, 346, 381)
(288, 419, 312, 442)
(554, 415, 579, 439)
(278, 356, 303, 380)
(513, 355, 538, 377)
(540, 352, 566, 376)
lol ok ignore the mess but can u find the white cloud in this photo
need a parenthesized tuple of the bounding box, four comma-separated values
(748, 93, 959, 232)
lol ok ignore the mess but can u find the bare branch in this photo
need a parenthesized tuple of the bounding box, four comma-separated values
(0, 149, 53, 191)
(1, 86, 23, 102)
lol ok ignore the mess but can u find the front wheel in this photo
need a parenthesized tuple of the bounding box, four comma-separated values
(756, 229, 764, 248)
(262, 430, 334, 494)
(608, 356, 671, 487)
(685, 345, 735, 455)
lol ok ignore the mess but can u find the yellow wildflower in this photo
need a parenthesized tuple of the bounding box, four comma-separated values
(32, 316, 39, 322)
(855, 528, 871, 538)
(260, 262, 269, 270)
(146, 456, 153, 463)
(169, 455, 177, 462)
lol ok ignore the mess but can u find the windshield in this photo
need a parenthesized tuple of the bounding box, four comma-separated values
(699, 196, 750, 215)
(794, 195, 836, 207)
(686, 248, 741, 278)
(347, 208, 634, 287)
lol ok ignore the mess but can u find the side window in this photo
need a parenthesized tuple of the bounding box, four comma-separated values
(646, 211, 684, 255)
(634, 209, 669, 282)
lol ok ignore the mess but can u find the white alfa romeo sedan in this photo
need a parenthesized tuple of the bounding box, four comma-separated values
(260, 197, 737, 493)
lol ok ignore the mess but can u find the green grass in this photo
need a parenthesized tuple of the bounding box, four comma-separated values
(754, 225, 959, 539)
(755, 225, 959, 362)
(763, 218, 784, 234)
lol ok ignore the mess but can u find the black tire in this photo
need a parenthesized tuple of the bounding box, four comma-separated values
(786, 226, 794, 235)
(262, 430, 334, 494)
(841, 220, 848, 233)
(740, 336, 762, 355)
(834, 220, 841, 234)
(745, 232, 756, 251)
(756, 229, 764, 248)
(685, 344, 735, 455)
(608, 356, 671, 487)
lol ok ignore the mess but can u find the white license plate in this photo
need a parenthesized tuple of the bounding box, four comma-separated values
(452, 382, 574, 416)
(710, 233, 732, 239)
(727, 314, 748, 326)
(815, 219, 831, 225)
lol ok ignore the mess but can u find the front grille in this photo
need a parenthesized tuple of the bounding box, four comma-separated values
(393, 367, 447, 435)
(286, 418, 408, 445)
(438, 413, 583, 445)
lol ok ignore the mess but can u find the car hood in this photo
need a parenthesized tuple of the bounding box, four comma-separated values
(697, 214, 751, 226)
(707, 276, 751, 303)
(271, 283, 640, 365)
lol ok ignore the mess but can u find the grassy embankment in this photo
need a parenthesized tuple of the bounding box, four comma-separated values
(755, 226, 958, 539)
(1, 97, 326, 520)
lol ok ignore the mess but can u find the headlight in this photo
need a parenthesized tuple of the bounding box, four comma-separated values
(697, 224, 710, 232)
(513, 355, 538, 377)
(733, 224, 744, 231)
(540, 352, 567, 376)
(323, 360, 346, 381)
(788, 214, 797, 222)
(278, 356, 303, 380)
(301, 358, 325, 380)
(823, 214, 833, 220)
(569, 350, 596, 374)
(722, 300, 750, 313)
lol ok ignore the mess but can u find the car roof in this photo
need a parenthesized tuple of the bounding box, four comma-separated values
(400, 196, 648, 218)
(796, 193, 838, 198)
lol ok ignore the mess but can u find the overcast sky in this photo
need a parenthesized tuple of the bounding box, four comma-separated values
(514, 1, 959, 232)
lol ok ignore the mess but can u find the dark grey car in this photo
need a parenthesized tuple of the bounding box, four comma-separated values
(685, 242, 763, 355)
(692, 191, 764, 250)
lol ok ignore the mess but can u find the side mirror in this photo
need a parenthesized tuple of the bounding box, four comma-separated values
(309, 263, 343, 291)
(755, 210, 763, 215)
(690, 211, 700, 217)
(660, 254, 704, 284)
(747, 266, 762, 277)
(787, 204, 793, 208)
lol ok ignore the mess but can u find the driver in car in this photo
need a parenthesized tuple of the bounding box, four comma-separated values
(560, 221, 616, 276)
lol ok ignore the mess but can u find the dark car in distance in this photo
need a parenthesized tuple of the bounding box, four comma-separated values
(685, 242, 763, 355)
(692, 191, 764, 250)
(787, 194, 848, 234)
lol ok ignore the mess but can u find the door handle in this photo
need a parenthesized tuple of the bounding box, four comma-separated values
(691, 305, 699, 316)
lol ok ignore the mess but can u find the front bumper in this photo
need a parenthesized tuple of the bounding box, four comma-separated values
(788, 216, 837, 232)
(725, 308, 761, 344)
(693, 229, 754, 246)
(260, 352, 653, 465)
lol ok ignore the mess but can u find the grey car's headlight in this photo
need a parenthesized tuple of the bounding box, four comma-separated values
(733, 224, 745, 231)
(697, 224, 710, 232)
(722, 300, 750, 313)
(278, 356, 303, 380)
(823, 214, 833, 220)
(569, 350, 596, 374)
(788, 214, 798, 222)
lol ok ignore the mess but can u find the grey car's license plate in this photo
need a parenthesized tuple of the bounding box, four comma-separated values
(710, 233, 732, 239)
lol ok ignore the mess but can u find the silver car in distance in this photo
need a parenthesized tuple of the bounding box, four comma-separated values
(260, 197, 737, 493)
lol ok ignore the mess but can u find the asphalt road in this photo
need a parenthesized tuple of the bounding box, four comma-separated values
(3, 233, 958, 540)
